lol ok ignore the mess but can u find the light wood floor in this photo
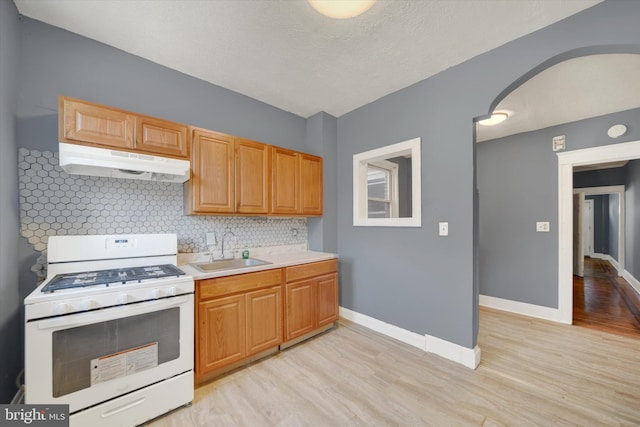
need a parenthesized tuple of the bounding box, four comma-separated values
(147, 308, 640, 426)
(574, 257, 640, 338)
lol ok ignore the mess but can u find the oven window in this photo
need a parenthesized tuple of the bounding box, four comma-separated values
(52, 307, 180, 397)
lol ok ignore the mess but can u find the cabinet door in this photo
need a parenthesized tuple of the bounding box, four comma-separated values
(300, 154, 323, 216)
(246, 286, 282, 355)
(236, 138, 270, 214)
(317, 273, 339, 327)
(189, 129, 235, 213)
(285, 280, 317, 341)
(271, 147, 300, 215)
(60, 97, 134, 149)
(135, 116, 188, 158)
(197, 294, 246, 375)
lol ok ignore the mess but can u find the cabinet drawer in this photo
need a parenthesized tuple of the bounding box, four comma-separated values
(286, 259, 337, 282)
(198, 268, 283, 300)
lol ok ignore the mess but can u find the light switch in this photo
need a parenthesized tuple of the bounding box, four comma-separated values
(439, 222, 449, 236)
(536, 222, 550, 232)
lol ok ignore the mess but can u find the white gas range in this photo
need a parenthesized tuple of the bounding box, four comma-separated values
(24, 234, 194, 427)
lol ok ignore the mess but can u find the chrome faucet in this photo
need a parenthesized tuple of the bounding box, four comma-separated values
(221, 230, 237, 260)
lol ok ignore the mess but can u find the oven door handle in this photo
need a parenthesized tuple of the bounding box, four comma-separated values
(36, 295, 192, 330)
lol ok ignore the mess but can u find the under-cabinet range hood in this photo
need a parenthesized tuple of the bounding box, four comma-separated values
(59, 142, 190, 183)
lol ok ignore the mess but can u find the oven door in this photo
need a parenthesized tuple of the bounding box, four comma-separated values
(25, 294, 194, 413)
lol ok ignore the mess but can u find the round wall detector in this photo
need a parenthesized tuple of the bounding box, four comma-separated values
(607, 124, 627, 138)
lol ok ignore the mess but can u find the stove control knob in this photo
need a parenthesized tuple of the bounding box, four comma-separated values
(80, 300, 94, 311)
(150, 289, 160, 299)
(167, 287, 177, 297)
(54, 303, 71, 315)
(117, 294, 129, 304)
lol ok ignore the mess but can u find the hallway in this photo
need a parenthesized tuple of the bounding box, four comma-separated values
(573, 257, 640, 338)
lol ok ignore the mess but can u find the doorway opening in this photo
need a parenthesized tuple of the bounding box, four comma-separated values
(557, 140, 640, 324)
(570, 181, 640, 335)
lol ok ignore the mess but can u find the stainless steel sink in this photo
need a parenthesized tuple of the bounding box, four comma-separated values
(190, 258, 271, 273)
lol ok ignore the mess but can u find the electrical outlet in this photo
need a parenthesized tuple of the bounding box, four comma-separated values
(536, 222, 550, 232)
(439, 222, 449, 236)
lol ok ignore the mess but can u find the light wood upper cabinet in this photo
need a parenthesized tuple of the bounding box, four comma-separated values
(185, 133, 270, 215)
(300, 153, 323, 216)
(271, 148, 323, 216)
(185, 129, 235, 214)
(60, 96, 189, 159)
(271, 147, 300, 215)
(235, 138, 270, 214)
(60, 97, 135, 150)
(135, 115, 188, 158)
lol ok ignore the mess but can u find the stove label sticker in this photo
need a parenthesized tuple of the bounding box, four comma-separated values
(90, 342, 158, 386)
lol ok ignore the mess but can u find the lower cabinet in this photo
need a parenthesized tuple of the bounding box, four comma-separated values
(284, 259, 339, 342)
(195, 259, 338, 383)
(198, 294, 246, 373)
(196, 270, 282, 382)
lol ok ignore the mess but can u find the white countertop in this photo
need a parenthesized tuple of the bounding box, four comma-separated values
(178, 250, 338, 281)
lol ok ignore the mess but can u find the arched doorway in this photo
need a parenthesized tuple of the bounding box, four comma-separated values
(475, 48, 640, 333)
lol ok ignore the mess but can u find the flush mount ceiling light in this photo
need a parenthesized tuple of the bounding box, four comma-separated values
(308, 0, 376, 19)
(478, 112, 509, 126)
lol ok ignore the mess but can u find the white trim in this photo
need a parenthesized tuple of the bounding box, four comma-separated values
(339, 306, 480, 369)
(573, 185, 625, 274)
(557, 140, 640, 324)
(591, 253, 621, 274)
(622, 269, 640, 296)
(339, 306, 425, 349)
(424, 334, 481, 369)
(479, 294, 564, 323)
(353, 137, 421, 227)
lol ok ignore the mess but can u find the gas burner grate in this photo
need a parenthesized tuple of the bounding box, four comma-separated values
(42, 264, 185, 293)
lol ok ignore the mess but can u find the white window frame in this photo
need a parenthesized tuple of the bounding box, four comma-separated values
(353, 137, 421, 227)
(367, 160, 399, 218)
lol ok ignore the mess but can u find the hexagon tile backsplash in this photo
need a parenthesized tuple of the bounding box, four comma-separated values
(19, 148, 307, 279)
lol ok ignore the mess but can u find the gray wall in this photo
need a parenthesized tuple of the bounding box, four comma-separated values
(586, 195, 609, 255)
(16, 18, 307, 153)
(15, 16, 313, 290)
(625, 160, 640, 280)
(0, 0, 22, 403)
(306, 112, 338, 253)
(575, 168, 626, 188)
(338, 1, 640, 347)
(479, 107, 640, 308)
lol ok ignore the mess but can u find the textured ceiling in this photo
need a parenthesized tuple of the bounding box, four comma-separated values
(13, 0, 601, 118)
(476, 54, 640, 142)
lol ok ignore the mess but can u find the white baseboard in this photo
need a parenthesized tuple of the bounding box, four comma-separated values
(592, 253, 621, 273)
(339, 306, 480, 369)
(339, 307, 425, 349)
(622, 269, 640, 296)
(479, 294, 566, 323)
(424, 334, 481, 369)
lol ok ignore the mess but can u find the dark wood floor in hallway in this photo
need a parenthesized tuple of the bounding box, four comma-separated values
(573, 257, 640, 338)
